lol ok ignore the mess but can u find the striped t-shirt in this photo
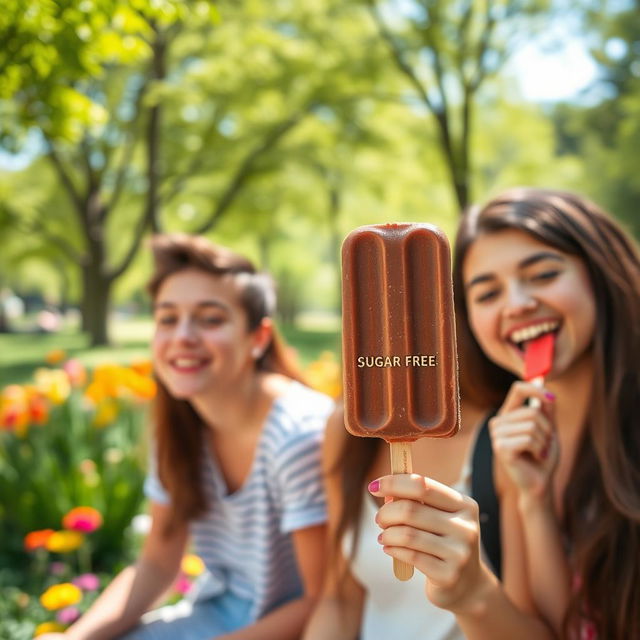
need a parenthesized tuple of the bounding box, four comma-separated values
(144, 382, 334, 621)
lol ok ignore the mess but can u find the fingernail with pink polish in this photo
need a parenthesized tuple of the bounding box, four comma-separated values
(368, 479, 380, 493)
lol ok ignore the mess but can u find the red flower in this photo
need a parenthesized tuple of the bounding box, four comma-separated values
(62, 507, 103, 533)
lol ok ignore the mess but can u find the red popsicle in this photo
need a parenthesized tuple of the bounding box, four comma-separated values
(523, 332, 555, 408)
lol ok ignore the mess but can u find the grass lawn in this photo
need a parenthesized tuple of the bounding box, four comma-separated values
(0, 314, 340, 387)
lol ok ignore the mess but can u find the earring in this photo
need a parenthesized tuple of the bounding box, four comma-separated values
(252, 347, 262, 359)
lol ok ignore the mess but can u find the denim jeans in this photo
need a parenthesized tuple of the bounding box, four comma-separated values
(118, 591, 253, 640)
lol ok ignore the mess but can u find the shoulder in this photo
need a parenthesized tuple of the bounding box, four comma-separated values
(264, 383, 334, 460)
(271, 382, 335, 435)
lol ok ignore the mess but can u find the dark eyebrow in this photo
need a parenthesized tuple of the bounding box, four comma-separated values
(153, 300, 230, 311)
(465, 251, 565, 291)
(518, 251, 565, 269)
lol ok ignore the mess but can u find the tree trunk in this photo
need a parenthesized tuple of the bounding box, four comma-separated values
(81, 264, 112, 346)
(81, 206, 112, 345)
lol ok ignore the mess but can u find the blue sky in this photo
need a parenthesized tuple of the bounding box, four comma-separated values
(505, 16, 599, 103)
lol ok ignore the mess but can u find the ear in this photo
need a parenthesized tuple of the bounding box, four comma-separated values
(251, 317, 273, 360)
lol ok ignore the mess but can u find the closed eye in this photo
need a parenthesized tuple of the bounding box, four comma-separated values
(474, 289, 500, 304)
(531, 270, 560, 282)
(199, 316, 225, 327)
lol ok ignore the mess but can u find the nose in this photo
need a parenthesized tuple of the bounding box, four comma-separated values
(173, 317, 198, 343)
(503, 281, 538, 318)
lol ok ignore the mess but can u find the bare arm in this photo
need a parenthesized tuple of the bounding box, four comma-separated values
(490, 381, 571, 634)
(63, 502, 188, 640)
(518, 493, 571, 634)
(303, 407, 365, 640)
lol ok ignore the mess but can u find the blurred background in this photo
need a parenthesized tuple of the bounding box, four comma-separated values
(0, 0, 638, 636)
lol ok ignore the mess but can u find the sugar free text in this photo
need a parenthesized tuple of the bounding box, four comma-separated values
(356, 354, 438, 368)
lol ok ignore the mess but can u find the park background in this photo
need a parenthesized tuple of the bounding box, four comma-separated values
(1, 0, 639, 637)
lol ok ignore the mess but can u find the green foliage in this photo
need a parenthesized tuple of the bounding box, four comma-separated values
(551, 2, 640, 239)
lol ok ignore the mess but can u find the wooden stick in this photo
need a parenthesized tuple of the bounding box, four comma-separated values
(388, 441, 414, 580)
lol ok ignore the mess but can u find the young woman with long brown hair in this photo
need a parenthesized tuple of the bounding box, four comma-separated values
(345, 188, 639, 639)
(305, 189, 640, 640)
(42, 234, 334, 640)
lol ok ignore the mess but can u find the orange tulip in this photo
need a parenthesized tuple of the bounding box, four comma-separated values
(28, 393, 50, 425)
(24, 529, 55, 551)
(45, 349, 67, 365)
(130, 359, 153, 377)
(0, 385, 30, 434)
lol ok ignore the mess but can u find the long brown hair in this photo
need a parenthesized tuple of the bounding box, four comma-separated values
(330, 411, 381, 573)
(147, 234, 305, 528)
(453, 188, 640, 638)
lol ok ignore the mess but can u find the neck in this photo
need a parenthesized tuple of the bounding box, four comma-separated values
(191, 370, 264, 435)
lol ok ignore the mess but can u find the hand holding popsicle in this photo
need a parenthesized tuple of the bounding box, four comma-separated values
(341, 223, 460, 580)
(489, 334, 559, 496)
(369, 473, 491, 614)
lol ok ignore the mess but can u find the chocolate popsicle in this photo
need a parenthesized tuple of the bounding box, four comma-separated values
(341, 222, 460, 580)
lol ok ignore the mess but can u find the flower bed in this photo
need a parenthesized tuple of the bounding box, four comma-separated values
(0, 349, 341, 638)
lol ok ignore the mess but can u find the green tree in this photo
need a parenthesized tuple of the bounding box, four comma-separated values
(552, 2, 640, 237)
(363, 0, 551, 210)
(1, 0, 347, 344)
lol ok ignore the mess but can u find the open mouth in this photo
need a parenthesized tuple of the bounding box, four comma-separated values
(508, 320, 560, 355)
(170, 357, 210, 371)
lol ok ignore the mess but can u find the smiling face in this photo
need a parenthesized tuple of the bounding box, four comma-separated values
(463, 229, 596, 381)
(152, 269, 267, 400)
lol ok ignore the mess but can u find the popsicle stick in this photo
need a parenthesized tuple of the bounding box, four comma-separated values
(530, 375, 543, 409)
(389, 442, 414, 581)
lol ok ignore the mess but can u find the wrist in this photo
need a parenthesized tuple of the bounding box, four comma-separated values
(517, 490, 554, 516)
(448, 564, 499, 617)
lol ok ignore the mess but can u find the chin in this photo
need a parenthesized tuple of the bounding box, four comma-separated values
(158, 379, 202, 400)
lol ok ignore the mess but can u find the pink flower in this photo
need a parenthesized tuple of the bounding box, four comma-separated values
(72, 573, 100, 591)
(62, 506, 103, 533)
(63, 359, 87, 387)
(174, 574, 192, 595)
(57, 606, 81, 624)
(49, 562, 68, 576)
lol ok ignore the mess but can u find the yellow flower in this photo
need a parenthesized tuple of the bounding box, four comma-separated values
(45, 530, 85, 553)
(34, 621, 66, 635)
(122, 368, 157, 401)
(92, 398, 119, 427)
(181, 554, 205, 577)
(45, 349, 67, 365)
(305, 351, 342, 398)
(130, 359, 153, 377)
(34, 368, 71, 405)
(84, 365, 117, 405)
(40, 583, 82, 611)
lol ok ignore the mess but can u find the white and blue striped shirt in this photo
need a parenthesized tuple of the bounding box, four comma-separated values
(144, 382, 334, 621)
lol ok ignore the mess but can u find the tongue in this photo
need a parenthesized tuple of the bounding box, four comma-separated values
(524, 332, 555, 381)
